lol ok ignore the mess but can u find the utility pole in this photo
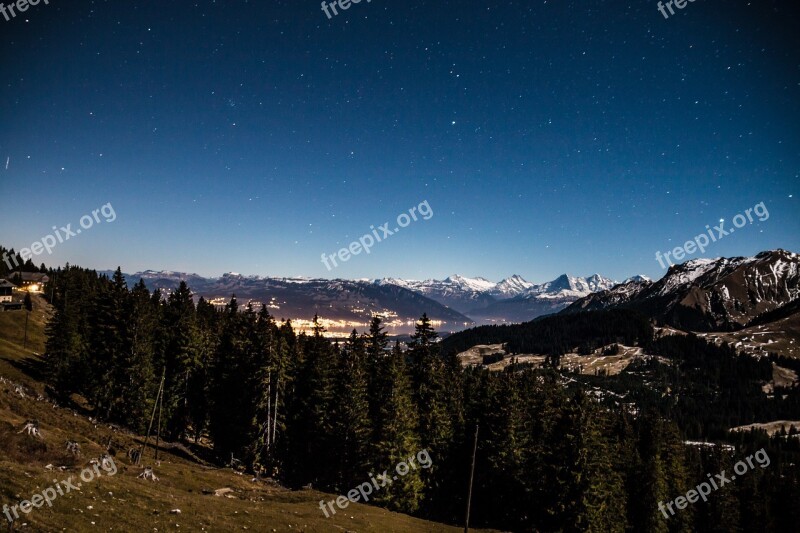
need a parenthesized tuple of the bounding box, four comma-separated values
(272, 378, 279, 445)
(155, 374, 164, 462)
(23, 292, 32, 350)
(465, 424, 479, 533)
(266, 370, 272, 451)
(22, 308, 28, 349)
(139, 368, 165, 465)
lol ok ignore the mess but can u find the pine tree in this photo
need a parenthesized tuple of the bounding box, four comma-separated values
(366, 316, 389, 446)
(114, 279, 157, 431)
(482, 370, 528, 528)
(45, 268, 90, 397)
(188, 297, 219, 443)
(634, 414, 671, 533)
(87, 268, 128, 418)
(251, 304, 283, 470)
(372, 342, 425, 512)
(408, 314, 453, 497)
(568, 391, 628, 533)
(286, 315, 337, 486)
(661, 422, 694, 533)
(704, 449, 741, 532)
(331, 330, 371, 489)
(209, 297, 255, 460)
(162, 281, 200, 440)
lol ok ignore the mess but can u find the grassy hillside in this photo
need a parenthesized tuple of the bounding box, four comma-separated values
(0, 295, 495, 532)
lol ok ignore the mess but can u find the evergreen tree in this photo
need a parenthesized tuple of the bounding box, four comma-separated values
(286, 315, 337, 486)
(330, 330, 371, 489)
(634, 414, 671, 533)
(408, 314, 453, 497)
(568, 391, 627, 533)
(162, 281, 200, 440)
(251, 304, 283, 470)
(114, 279, 157, 431)
(366, 316, 389, 446)
(482, 370, 528, 528)
(371, 342, 425, 512)
(86, 268, 128, 418)
(209, 297, 254, 460)
(188, 297, 219, 443)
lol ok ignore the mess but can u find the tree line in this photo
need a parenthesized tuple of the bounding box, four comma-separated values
(42, 265, 800, 531)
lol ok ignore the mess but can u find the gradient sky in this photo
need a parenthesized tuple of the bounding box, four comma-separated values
(1, 0, 798, 284)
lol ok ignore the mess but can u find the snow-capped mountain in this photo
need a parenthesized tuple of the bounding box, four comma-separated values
(462, 274, 620, 324)
(120, 271, 621, 328)
(374, 275, 498, 314)
(564, 250, 800, 331)
(104, 250, 798, 332)
(517, 274, 618, 300)
(623, 275, 651, 284)
(113, 271, 474, 332)
(491, 275, 535, 298)
(378, 273, 620, 323)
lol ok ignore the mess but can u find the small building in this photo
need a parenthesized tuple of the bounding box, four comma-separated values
(0, 279, 13, 303)
(0, 279, 21, 311)
(19, 272, 49, 292)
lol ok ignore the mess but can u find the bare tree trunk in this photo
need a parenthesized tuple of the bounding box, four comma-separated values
(155, 378, 163, 462)
(140, 369, 165, 465)
(266, 371, 272, 451)
(272, 377, 279, 445)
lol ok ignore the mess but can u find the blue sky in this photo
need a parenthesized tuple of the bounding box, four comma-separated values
(1, 0, 797, 283)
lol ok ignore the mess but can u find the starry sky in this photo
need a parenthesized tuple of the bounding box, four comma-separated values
(1, 0, 798, 283)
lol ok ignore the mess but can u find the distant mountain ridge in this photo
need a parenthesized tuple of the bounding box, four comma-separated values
(462, 274, 620, 324)
(107, 271, 627, 329)
(563, 249, 800, 331)
(114, 271, 474, 331)
(104, 249, 798, 332)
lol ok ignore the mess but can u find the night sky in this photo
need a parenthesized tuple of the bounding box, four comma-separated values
(1, 0, 798, 282)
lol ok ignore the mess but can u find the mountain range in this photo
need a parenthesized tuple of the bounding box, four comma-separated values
(564, 249, 800, 331)
(112, 249, 799, 341)
(116, 271, 628, 332)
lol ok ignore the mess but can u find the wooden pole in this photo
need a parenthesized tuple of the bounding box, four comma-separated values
(23, 309, 28, 349)
(139, 368, 165, 465)
(272, 378, 279, 445)
(465, 424, 479, 533)
(266, 371, 272, 450)
(155, 375, 164, 462)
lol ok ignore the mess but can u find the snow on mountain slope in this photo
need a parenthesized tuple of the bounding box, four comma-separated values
(114, 269, 625, 328)
(444, 275, 497, 293)
(115, 271, 474, 329)
(564, 250, 800, 332)
(521, 274, 618, 299)
(375, 276, 499, 314)
(491, 275, 535, 298)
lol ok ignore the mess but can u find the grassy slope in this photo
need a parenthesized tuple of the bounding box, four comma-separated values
(0, 294, 494, 533)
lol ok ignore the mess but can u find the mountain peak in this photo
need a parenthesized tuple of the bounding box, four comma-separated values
(564, 249, 800, 331)
(442, 275, 497, 292)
